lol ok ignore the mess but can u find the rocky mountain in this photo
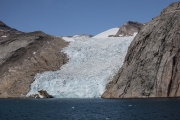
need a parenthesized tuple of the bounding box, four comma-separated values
(0, 21, 68, 98)
(0, 20, 22, 37)
(102, 2, 180, 98)
(93, 21, 143, 38)
(115, 21, 143, 37)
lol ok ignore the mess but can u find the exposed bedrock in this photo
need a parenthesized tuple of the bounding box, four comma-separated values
(115, 21, 143, 37)
(0, 24, 68, 98)
(102, 2, 180, 98)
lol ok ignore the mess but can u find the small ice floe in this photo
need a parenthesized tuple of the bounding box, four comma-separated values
(128, 105, 132, 107)
(72, 107, 74, 109)
(106, 118, 109, 120)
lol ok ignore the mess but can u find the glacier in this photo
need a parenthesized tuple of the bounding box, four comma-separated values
(27, 34, 136, 98)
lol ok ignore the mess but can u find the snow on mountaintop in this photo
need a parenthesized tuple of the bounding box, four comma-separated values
(27, 33, 136, 98)
(62, 36, 75, 42)
(93, 28, 119, 38)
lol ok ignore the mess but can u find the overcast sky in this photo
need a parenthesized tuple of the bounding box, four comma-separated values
(0, 0, 178, 36)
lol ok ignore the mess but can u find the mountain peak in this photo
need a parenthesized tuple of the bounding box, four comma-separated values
(0, 20, 22, 37)
(161, 2, 180, 15)
(93, 21, 143, 38)
(115, 21, 143, 37)
(0, 20, 11, 29)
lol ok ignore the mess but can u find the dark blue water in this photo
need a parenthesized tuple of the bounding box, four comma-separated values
(0, 98, 180, 120)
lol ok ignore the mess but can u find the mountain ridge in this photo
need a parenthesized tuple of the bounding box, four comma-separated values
(0, 20, 22, 37)
(0, 21, 69, 98)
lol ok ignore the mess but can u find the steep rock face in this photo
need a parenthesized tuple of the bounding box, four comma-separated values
(102, 2, 180, 98)
(0, 22, 68, 98)
(114, 21, 143, 37)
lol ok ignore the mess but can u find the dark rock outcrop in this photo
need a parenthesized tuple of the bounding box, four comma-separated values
(0, 21, 69, 98)
(28, 90, 53, 98)
(75, 34, 93, 38)
(102, 2, 180, 98)
(115, 21, 144, 37)
(38, 90, 53, 98)
(70, 34, 93, 38)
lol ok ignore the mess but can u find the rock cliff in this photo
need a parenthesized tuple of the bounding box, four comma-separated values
(0, 21, 68, 98)
(102, 2, 180, 98)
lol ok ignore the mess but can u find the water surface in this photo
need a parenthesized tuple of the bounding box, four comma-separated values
(0, 98, 180, 120)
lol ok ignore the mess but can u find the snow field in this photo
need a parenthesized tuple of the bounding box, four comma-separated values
(93, 28, 119, 38)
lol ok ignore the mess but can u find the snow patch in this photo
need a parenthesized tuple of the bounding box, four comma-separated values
(62, 37, 75, 42)
(1, 36, 7, 38)
(27, 34, 136, 98)
(93, 28, 119, 38)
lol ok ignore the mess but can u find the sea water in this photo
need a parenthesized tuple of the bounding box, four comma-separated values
(0, 98, 180, 120)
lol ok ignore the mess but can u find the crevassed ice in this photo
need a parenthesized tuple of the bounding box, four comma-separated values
(27, 34, 136, 98)
(62, 35, 91, 42)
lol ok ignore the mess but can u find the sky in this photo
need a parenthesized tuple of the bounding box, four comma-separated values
(0, 0, 178, 36)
